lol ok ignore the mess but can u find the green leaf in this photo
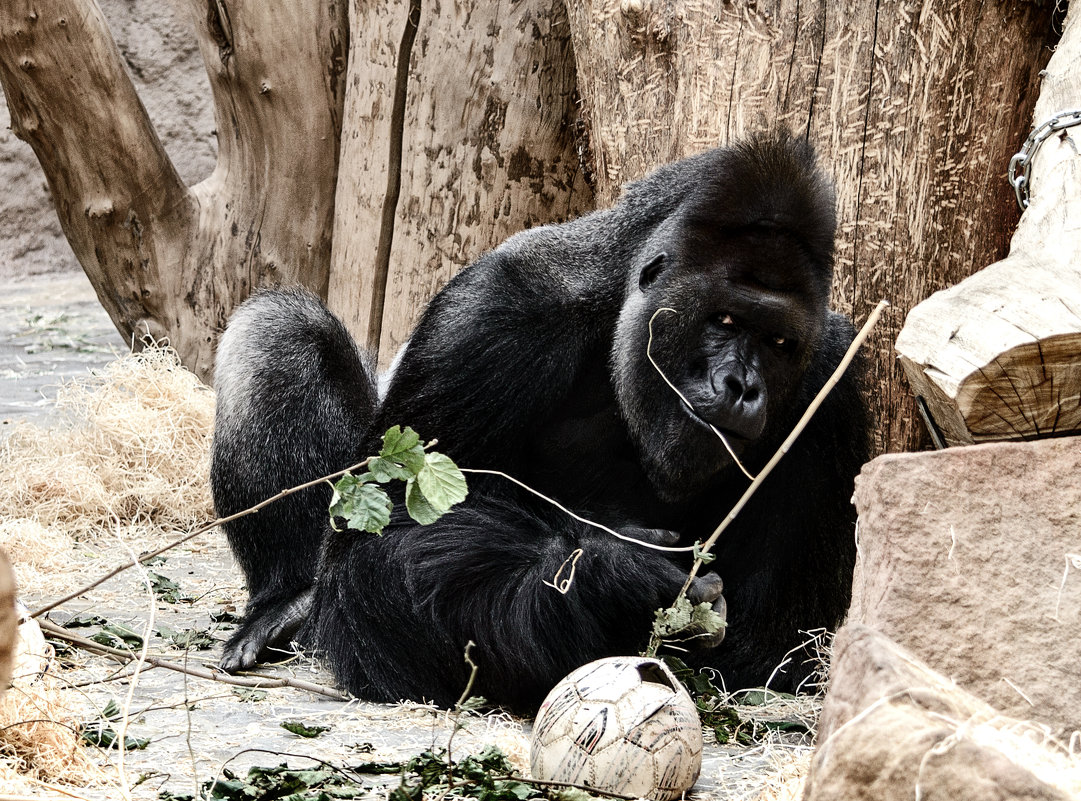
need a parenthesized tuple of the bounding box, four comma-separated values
(90, 622, 143, 649)
(368, 456, 415, 483)
(63, 613, 107, 628)
(405, 478, 441, 525)
(731, 688, 797, 706)
(280, 720, 330, 738)
(651, 596, 726, 643)
(330, 474, 393, 534)
(415, 452, 468, 512)
(380, 426, 426, 474)
(81, 722, 150, 750)
(166, 627, 216, 651)
(232, 688, 267, 702)
(691, 541, 716, 565)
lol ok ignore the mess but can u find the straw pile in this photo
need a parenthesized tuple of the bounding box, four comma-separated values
(0, 344, 215, 792)
(0, 345, 215, 595)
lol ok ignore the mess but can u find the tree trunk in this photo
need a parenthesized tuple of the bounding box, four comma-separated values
(564, 0, 1055, 454)
(0, 0, 347, 380)
(328, 0, 593, 366)
(895, 7, 1081, 446)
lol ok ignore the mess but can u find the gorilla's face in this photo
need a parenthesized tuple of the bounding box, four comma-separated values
(613, 214, 829, 502)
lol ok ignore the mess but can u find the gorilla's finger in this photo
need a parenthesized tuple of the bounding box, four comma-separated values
(688, 572, 724, 604)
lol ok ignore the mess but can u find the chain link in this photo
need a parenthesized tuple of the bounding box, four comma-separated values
(1008, 109, 1081, 210)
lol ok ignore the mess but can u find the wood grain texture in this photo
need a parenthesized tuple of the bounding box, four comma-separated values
(564, 0, 1054, 453)
(896, 8, 1081, 445)
(0, 0, 348, 379)
(329, 0, 593, 366)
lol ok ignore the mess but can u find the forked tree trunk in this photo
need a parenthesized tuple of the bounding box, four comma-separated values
(328, 0, 593, 366)
(0, 0, 347, 379)
(564, 0, 1054, 453)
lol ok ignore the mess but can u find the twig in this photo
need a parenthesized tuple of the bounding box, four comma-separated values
(31, 440, 441, 619)
(29, 456, 380, 618)
(446, 641, 479, 790)
(649, 299, 889, 654)
(462, 469, 696, 554)
(38, 620, 348, 700)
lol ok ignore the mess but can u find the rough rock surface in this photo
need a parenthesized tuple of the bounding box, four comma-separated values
(0, 0, 215, 281)
(804, 624, 1079, 801)
(849, 437, 1081, 735)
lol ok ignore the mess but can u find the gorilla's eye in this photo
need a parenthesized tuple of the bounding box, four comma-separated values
(772, 336, 787, 346)
(712, 313, 735, 328)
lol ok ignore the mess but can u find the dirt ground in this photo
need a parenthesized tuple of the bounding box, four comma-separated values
(0, 272, 813, 800)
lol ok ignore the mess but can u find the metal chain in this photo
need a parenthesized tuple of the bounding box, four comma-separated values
(1008, 109, 1081, 210)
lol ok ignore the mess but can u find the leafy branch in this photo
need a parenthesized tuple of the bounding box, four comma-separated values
(329, 425, 468, 533)
(30, 427, 465, 620)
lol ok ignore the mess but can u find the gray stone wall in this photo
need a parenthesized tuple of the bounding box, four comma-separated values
(0, 0, 216, 280)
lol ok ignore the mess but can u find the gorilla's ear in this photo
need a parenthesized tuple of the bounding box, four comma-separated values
(638, 252, 667, 291)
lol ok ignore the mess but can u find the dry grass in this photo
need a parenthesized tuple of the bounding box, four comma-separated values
(0, 345, 214, 597)
(0, 618, 103, 795)
(0, 344, 215, 792)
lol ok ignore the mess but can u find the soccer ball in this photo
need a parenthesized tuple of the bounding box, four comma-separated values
(530, 657, 703, 801)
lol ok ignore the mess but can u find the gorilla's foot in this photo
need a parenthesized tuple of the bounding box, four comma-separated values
(219, 588, 314, 673)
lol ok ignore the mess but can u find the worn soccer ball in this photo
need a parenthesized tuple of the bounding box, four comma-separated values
(530, 656, 703, 801)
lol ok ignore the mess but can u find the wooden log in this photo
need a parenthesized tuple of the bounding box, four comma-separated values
(895, 9, 1081, 446)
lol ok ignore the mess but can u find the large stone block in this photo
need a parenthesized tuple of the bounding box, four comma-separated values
(804, 624, 1079, 801)
(849, 436, 1081, 735)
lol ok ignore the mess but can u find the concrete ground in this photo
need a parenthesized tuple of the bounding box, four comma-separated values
(0, 271, 812, 799)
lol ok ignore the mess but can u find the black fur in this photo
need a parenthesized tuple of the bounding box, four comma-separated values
(210, 132, 870, 711)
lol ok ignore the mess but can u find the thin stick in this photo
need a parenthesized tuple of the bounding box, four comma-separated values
(30, 455, 381, 618)
(38, 620, 347, 700)
(446, 641, 479, 790)
(676, 299, 890, 600)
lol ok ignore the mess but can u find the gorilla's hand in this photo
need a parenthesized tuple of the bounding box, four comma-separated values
(618, 527, 728, 650)
(686, 572, 727, 649)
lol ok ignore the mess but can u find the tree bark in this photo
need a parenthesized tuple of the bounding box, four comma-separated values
(895, 8, 1081, 446)
(564, 0, 1054, 454)
(0, 0, 347, 380)
(329, 0, 593, 366)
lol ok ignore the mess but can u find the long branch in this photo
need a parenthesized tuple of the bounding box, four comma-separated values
(643, 300, 889, 656)
(38, 620, 346, 700)
(30, 455, 378, 619)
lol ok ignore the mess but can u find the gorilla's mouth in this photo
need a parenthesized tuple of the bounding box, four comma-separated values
(679, 399, 748, 446)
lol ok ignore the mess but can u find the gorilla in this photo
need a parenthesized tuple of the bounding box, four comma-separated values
(210, 132, 870, 711)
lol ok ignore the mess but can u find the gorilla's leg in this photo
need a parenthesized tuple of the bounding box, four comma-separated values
(211, 288, 377, 672)
(310, 490, 725, 710)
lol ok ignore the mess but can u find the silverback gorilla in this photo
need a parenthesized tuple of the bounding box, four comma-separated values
(210, 132, 870, 711)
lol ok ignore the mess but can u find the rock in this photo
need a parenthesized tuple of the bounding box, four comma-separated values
(848, 437, 1081, 735)
(804, 624, 1080, 801)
